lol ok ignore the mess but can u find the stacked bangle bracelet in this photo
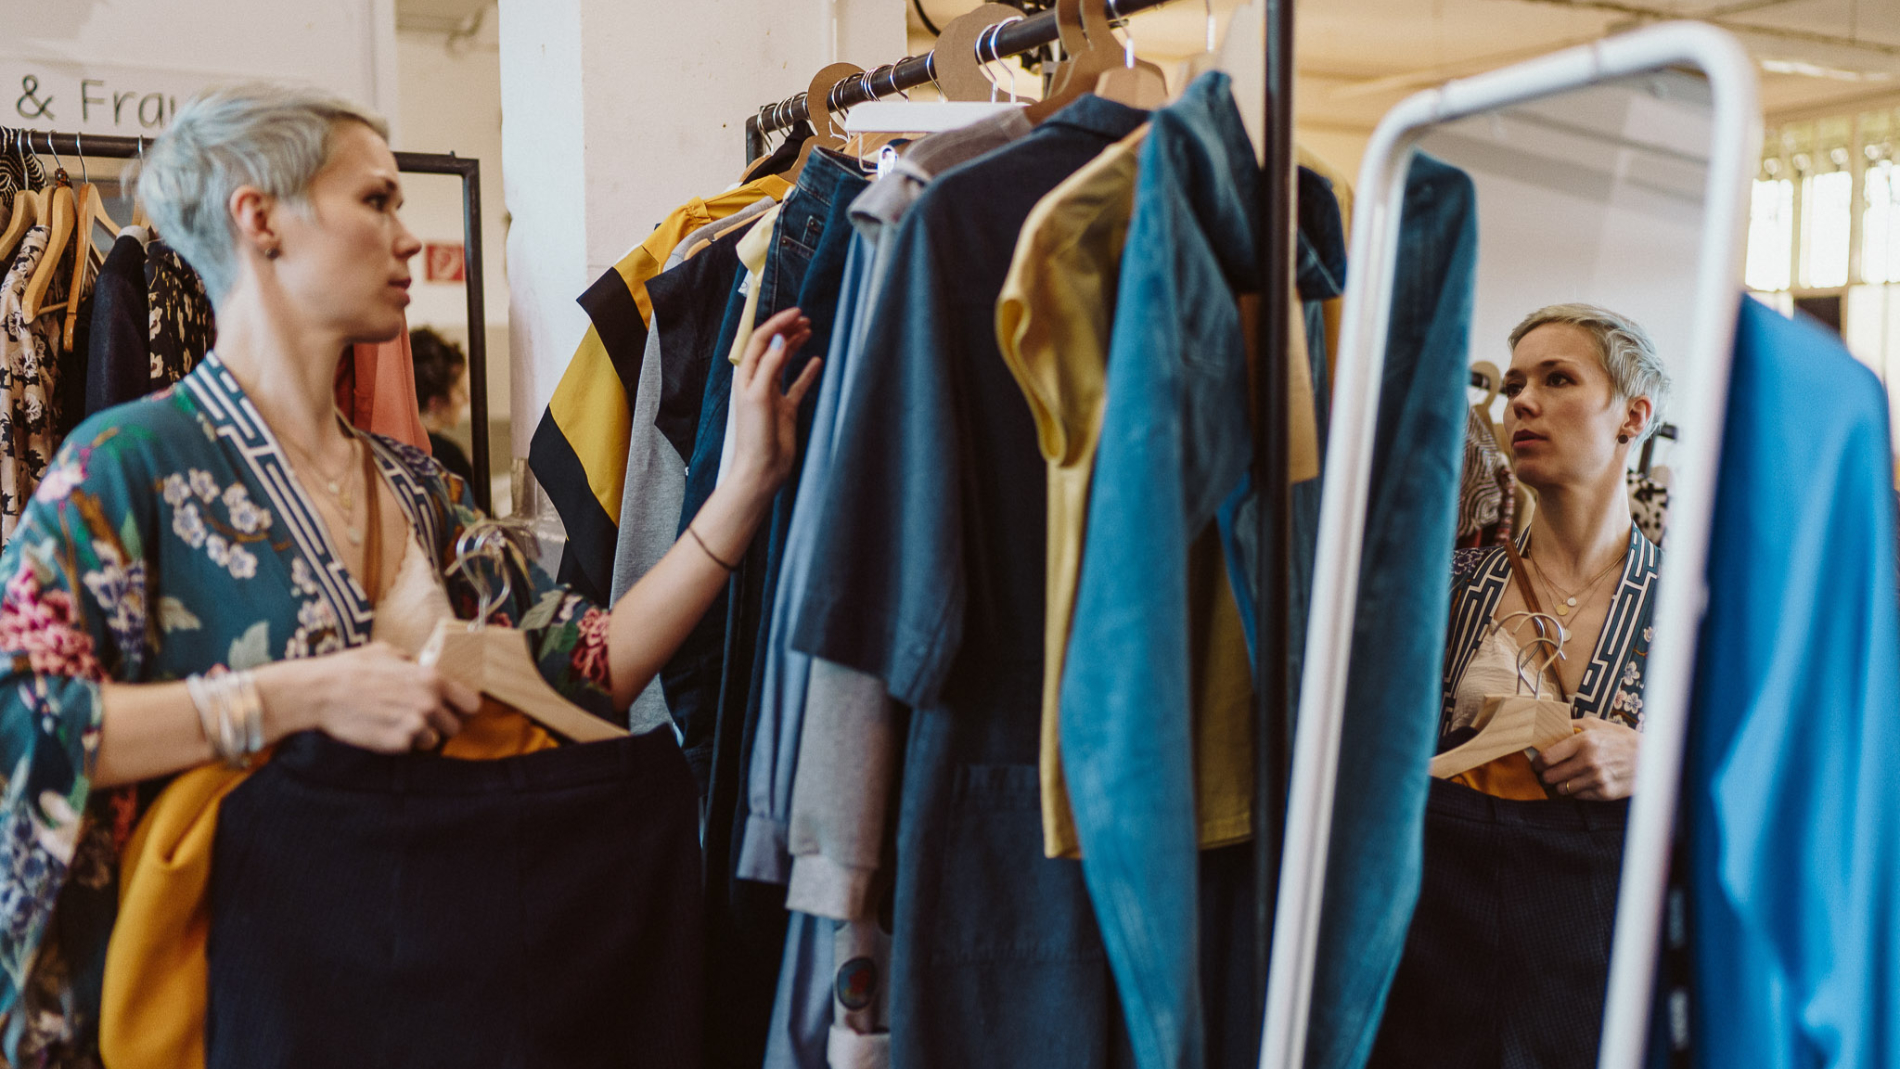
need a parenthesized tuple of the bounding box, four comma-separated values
(186, 670, 265, 768)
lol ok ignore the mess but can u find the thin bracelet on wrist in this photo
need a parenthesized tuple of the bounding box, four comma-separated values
(687, 525, 739, 572)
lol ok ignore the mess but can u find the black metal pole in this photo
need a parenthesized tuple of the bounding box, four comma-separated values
(747, 0, 1177, 136)
(1255, 0, 1296, 1005)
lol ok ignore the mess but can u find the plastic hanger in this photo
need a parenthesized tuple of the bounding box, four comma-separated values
(779, 62, 865, 187)
(63, 136, 121, 349)
(1091, 0, 1169, 108)
(23, 134, 77, 320)
(1022, 0, 1122, 124)
(840, 68, 907, 164)
(417, 524, 629, 745)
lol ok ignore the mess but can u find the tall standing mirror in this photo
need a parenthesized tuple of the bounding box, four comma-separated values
(1262, 25, 1759, 1069)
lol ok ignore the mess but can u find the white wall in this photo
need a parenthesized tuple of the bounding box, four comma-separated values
(497, 0, 906, 513)
(394, 22, 509, 429)
(1416, 76, 1713, 403)
(0, 0, 397, 132)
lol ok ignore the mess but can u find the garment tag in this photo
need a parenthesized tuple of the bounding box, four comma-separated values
(876, 145, 899, 180)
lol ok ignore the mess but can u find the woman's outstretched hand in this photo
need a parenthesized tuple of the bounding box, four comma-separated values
(726, 306, 820, 500)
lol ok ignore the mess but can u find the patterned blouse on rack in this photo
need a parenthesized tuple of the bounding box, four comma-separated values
(0, 354, 616, 1064)
(144, 239, 215, 387)
(0, 227, 71, 541)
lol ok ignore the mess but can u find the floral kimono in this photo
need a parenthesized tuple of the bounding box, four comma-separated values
(0, 354, 616, 1065)
(1440, 524, 1662, 742)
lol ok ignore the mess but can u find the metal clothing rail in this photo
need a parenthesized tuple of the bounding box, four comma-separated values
(3, 130, 493, 513)
(742, 0, 1178, 158)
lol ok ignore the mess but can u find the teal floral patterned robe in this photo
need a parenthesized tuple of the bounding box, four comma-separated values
(0, 354, 616, 1065)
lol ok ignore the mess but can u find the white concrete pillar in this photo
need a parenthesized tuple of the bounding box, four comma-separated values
(497, 0, 905, 522)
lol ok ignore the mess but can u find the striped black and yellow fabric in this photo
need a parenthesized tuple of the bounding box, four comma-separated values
(530, 174, 792, 603)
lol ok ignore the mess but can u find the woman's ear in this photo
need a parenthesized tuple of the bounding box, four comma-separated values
(1620, 396, 1654, 446)
(229, 185, 281, 261)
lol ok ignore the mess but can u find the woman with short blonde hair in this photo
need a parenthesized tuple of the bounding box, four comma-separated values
(0, 83, 815, 1063)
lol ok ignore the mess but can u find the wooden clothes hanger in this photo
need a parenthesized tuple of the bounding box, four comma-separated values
(418, 524, 629, 745)
(779, 62, 865, 187)
(1428, 611, 1576, 780)
(22, 144, 75, 320)
(1024, 0, 1124, 124)
(62, 142, 122, 349)
(1091, 0, 1170, 108)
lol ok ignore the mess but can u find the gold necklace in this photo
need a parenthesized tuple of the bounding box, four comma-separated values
(1529, 548, 1627, 617)
(281, 434, 363, 544)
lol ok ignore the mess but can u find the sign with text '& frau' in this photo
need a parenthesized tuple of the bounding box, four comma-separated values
(0, 57, 234, 136)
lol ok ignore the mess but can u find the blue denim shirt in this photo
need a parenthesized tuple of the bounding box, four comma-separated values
(1681, 297, 1900, 1069)
(792, 93, 1151, 1069)
(1058, 71, 1264, 1069)
(1305, 152, 1476, 1069)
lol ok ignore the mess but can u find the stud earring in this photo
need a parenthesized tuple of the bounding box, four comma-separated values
(1617, 433, 1630, 444)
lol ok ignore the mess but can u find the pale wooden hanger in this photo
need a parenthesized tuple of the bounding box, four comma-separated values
(1091, 0, 1169, 109)
(780, 62, 867, 188)
(932, 4, 1030, 102)
(62, 143, 122, 349)
(417, 524, 629, 744)
(0, 180, 38, 266)
(1023, 0, 1123, 124)
(22, 133, 76, 320)
(1429, 611, 1575, 779)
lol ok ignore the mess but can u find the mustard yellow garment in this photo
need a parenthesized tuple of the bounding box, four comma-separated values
(1297, 144, 1352, 379)
(997, 127, 1148, 859)
(538, 173, 791, 533)
(101, 706, 558, 1069)
(725, 203, 785, 367)
(996, 125, 1285, 859)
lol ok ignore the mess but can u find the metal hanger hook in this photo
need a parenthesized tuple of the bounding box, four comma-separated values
(1204, 0, 1217, 53)
(75, 133, 87, 185)
(42, 131, 66, 181)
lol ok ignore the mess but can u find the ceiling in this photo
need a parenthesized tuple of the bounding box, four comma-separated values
(910, 0, 1900, 134)
(398, 0, 1900, 131)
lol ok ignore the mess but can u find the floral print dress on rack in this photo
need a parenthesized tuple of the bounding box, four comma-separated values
(0, 227, 70, 542)
(0, 353, 616, 1066)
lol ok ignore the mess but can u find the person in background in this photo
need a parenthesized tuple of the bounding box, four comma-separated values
(411, 325, 477, 487)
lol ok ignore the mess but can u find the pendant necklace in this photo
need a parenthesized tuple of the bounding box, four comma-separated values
(284, 434, 363, 544)
(1530, 547, 1626, 617)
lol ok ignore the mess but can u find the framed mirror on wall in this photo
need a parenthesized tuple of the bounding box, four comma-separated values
(1260, 23, 1761, 1069)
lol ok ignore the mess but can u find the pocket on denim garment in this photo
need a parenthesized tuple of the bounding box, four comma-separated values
(931, 763, 1105, 966)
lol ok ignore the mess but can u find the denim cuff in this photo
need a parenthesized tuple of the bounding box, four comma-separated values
(827, 1025, 889, 1069)
(735, 814, 791, 885)
(786, 853, 876, 920)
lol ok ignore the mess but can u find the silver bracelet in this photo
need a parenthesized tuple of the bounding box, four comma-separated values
(186, 670, 264, 768)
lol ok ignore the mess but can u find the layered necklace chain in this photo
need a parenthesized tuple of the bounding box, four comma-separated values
(283, 431, 365, 545)
(1529, 544, 1627, 618)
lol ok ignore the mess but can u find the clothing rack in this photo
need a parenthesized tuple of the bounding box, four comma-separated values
(739, 0, 1300, 1019)
(744, 0, 1181, 157)
(3, 130, 493, 513)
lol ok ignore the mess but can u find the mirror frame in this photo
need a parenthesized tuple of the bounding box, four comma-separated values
(1258, 22, 1761, 1069)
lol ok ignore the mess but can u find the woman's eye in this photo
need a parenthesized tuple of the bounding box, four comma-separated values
(367, 194, 389, 210)
(1547, 372, 1571, 387)
(1502, 383, 1521, 397)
